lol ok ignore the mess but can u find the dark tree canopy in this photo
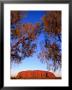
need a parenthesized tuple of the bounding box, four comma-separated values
(11, 11, 61, 71)
(38, 11, 61, 70)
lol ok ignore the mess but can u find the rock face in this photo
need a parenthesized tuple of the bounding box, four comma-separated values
(16, 70, 59, 79)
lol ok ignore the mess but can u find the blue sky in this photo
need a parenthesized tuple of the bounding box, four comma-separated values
(11, 11, 61, 77)
(11, 31, 48, 76)
(20, 11, 45, 24)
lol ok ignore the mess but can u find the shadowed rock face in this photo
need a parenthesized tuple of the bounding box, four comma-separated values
(15, 70, 61, 79)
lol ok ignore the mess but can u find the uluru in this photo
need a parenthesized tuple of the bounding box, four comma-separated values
(11, 70, 61, 79)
